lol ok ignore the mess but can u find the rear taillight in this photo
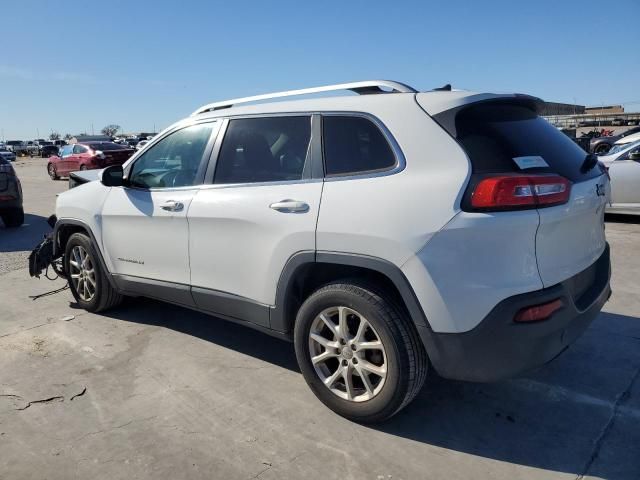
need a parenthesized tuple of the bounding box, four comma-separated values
(471, 174, 571, 211)
(514, 299, 564, 323)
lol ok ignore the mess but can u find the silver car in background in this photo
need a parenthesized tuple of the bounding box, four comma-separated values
(600, 140, 640, 215)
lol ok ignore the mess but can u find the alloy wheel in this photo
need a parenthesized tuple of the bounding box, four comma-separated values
(308, 306, 387, 402)
(69, 245, 96, 302)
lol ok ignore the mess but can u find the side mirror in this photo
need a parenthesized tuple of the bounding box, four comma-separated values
(629, 151, 640, 161)
(101, 165, 124, 187)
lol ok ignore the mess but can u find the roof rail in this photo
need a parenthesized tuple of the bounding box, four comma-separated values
(191, 80, 417, 116)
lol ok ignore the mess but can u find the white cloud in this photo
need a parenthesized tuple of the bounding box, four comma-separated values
(51, 71, 96, 83)
(0, 65, 34, 80)
(0, 65, 96, 83)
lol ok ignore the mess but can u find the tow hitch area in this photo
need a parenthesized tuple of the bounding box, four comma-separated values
(28, 214, 64, 279)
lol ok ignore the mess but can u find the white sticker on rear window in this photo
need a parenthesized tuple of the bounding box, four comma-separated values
(513, 156, 549, 169)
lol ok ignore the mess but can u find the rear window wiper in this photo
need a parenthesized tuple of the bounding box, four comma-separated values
(580, 153, 598, 174)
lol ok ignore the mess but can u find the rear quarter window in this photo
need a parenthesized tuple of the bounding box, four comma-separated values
(454, 103, 601, 182)
(322, 116, 396, 177)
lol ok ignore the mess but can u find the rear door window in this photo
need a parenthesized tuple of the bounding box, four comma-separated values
(454, 103, 601, 182)
(322, 116, 396, 176)
(213, 116, 311, 184)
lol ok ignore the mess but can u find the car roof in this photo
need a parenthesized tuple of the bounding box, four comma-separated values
(189, 80, 539, 120)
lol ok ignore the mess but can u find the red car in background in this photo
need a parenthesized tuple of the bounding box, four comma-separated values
(47, 142, 135, 180)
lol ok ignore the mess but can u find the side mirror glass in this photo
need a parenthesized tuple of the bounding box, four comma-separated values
(101, 165, 124, 187)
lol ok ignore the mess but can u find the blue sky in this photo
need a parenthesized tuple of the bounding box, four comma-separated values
(1, 0, 639, 139)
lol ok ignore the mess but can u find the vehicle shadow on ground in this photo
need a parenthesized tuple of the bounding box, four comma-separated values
(97, 297, 299, 372)
(95, 298, 639, 478)
(0, 213, 51, 252)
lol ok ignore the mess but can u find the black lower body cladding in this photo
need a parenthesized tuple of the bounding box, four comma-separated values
(420, 244, 611, 382)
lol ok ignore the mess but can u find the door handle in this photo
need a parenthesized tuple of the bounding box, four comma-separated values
(160, 200, 184, 212)
(269, 199, 309, 213)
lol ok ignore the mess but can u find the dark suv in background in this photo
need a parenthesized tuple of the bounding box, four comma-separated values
(0, 157, 24, 227)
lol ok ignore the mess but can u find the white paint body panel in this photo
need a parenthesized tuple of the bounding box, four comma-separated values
(100, 187, 197, 284)
(316, 96, 469, 266)
(536, 176, 608, 287)
(55, 180, 111, 251)
(401, 210, 543, 333)
(188, 182, 322, 305)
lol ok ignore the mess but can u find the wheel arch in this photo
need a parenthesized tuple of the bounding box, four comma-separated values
(53, 219, 116, 289)
(271, 251, 431, 335)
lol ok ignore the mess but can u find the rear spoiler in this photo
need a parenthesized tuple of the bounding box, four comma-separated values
(428, 94, 544, 139)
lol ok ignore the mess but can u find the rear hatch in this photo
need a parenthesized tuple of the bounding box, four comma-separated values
(429, 98, 608, 288)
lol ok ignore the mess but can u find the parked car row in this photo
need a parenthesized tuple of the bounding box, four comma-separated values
(590, 126, 640, 154)
(0, 139, 67, 157)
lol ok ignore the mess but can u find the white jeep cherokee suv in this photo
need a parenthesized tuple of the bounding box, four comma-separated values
(48, 81, 611, 422)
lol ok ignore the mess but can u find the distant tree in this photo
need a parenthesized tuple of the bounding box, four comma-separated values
(49, 131, 61, 141)
(63, 133, 72, 140)
(101, 124, 120, 137)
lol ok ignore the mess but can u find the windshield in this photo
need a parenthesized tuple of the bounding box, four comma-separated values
(454, 103, 601, 182)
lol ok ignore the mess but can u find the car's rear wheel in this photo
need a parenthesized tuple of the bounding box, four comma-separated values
(79, 165, 87, 170)
(1, 208, 24, 228)
(65, 233, 123, 312)
(594, 143, 611, 155)
(47, 163, 58, 180)
(294, 282, 428, 423)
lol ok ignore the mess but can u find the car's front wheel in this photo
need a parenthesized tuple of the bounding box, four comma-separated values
(294, 282, 428, 423)
(64, 232, 123, 312)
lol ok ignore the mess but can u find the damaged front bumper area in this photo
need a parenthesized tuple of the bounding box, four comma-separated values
(28, 214, 64, 279)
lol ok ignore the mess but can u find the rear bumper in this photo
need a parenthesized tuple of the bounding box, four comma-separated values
(419, 243, 611, 382)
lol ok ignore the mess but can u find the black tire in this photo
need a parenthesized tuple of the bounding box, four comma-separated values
(594, 143, 611, 155)
(80, 165, 87, 170)
(47, 163, 58, 180)
(294, 282, 428, 423)
(64, 232, 123, 312)
(1, 208, 24, 228)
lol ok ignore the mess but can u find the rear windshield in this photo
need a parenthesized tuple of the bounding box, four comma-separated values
(86, 142, 130, 151)
(454, 103, 601, 182)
